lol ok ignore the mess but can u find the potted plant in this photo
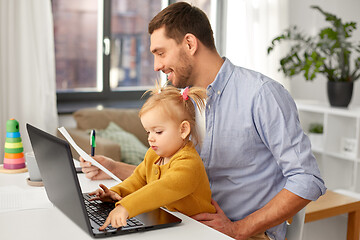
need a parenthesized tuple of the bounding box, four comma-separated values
(308, 123, 324, 150)
(267, 5, 360, 108)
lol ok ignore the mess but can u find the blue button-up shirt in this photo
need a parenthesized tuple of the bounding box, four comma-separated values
(198, 58, 326, 240)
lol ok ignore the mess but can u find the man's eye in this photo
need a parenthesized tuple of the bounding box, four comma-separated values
(158, 53, 163, 56)
(146, 131, 150, 135)
(156, 131, 163, 135)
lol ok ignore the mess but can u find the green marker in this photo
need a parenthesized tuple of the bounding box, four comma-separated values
(90, 130, 96, 156)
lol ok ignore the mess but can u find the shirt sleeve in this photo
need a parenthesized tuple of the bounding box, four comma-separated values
(253, 81, 326, 200)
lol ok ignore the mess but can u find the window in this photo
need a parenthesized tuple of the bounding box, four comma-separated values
(109, 1, 163, 90)
(53, 0, 99, 92)
(53, 0, 215, 110)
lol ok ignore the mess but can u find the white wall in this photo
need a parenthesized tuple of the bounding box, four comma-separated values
(226, 0, 290, 89)
(288, 0, 360, 106)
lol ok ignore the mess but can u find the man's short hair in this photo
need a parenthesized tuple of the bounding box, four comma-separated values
(148, 2, 216, 50)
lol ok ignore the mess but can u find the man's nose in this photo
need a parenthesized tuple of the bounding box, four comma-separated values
(154, 59, 164, 72)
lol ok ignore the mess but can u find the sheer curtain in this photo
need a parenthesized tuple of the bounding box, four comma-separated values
(0, 0, 58, 162)
(225, 0, 289, 89)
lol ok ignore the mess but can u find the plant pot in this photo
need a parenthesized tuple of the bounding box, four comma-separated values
(327, 81, 353, 108)
(308, 133, 324, 150)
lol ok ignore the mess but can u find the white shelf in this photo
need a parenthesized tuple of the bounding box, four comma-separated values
(311, 147, 357, 162)
(296, 100, 360, 192)
(311, 147, 324, 154)
(296, 99, 360, 117)
(324, 151, 357, 162)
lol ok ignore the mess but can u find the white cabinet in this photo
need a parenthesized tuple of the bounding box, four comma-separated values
(296, 100, 360, 193)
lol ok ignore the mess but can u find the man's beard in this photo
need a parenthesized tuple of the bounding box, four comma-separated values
(171, 50, 194, 88)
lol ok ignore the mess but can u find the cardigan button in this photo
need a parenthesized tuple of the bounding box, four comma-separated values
(154, 169, 158, 175)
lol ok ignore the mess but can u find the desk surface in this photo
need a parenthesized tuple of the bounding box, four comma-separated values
(305, 190, 360, 240)
(305, 190, 360, 223)
(0, 171, 233, 240)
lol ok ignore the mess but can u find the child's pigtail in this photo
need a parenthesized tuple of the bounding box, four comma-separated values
(142, 79, 166, 99)
(186, 87, 207, 112)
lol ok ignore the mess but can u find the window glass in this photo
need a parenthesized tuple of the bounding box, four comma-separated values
(110, 0, 162, 90)
(53, 0, 162, 94)
(52, 0, 99, 92)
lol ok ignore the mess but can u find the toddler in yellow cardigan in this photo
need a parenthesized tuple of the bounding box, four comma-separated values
(89, 83, 216, 230)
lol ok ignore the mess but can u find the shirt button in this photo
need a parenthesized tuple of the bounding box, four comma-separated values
(208, 105, 211, 109)
(217, 91, 221, 95)
(154, 169, 158, 175)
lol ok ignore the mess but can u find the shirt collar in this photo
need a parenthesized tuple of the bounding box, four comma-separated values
(207, 57, 235, 97)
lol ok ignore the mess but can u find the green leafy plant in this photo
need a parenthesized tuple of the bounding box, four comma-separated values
(309, 123, 323, 134)
(267, 5, 360, 82)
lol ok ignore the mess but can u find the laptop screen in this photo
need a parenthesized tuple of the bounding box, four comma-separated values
(27, 123, 93, 234)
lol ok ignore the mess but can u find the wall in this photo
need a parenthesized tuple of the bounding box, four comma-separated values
(288, 0, 360, 106)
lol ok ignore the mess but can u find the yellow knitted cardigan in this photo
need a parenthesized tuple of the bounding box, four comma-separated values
(110, 141, 216, 218)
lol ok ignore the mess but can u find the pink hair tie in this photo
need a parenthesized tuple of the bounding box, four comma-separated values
(181, 87, 190, 100)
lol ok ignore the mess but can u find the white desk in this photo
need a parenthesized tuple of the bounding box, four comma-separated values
(0, 171, 234, 240)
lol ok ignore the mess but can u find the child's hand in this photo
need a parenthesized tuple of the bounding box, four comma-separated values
(99, 205, 129, 230)
(89, 184, 122, 203)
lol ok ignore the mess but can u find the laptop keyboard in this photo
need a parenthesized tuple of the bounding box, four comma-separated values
(83, 194, 144, 231)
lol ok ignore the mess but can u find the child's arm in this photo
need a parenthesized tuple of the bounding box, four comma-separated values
(110, 150, 150, 196)
(99, 204, 129, 230)
(89, 184, 122, 202)
(118, 155, 202, 218)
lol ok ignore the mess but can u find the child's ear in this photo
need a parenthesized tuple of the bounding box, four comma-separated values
(180, 121, 191, 140)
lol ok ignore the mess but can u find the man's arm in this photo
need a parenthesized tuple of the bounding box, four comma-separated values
(192, 189, 310, 240)
(80, 155, 136, 181)
(109, 161, 136, 181)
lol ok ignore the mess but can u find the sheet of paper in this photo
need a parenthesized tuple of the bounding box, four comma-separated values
(58, 127, 122, 183)
(0, 186, 53, 213)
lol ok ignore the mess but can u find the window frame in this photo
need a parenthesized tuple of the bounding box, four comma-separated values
(56, 0, 147, 106)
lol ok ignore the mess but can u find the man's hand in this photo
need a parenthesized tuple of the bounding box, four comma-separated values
(99, 204, 129, 230)
(80, 155, 136, 181)
(89, 184, 122, 203)
(194, 189, 311, 240)
(80, 155, 115, 180)
(192, 199, 240, 239)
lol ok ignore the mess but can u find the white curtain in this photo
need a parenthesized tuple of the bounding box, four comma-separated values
(0, 0, 58, 162)
(225, 0, 290, 89)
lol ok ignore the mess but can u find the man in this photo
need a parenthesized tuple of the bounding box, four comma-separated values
(81, 2, 326, 240)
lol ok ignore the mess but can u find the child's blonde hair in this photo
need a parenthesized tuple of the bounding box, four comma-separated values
(139, 82, 206, 145)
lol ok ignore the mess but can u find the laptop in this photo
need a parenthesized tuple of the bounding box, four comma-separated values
(26, 123, 182, 238)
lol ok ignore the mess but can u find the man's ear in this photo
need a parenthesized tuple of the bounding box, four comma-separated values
(180, 121, 191, 140)
(183, 33, 198, 55)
